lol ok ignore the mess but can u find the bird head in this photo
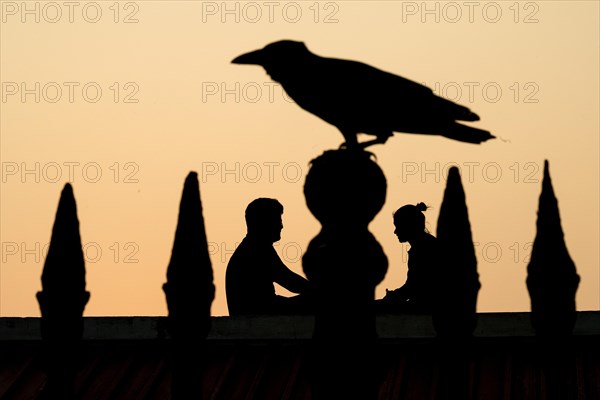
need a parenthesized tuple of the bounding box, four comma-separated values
(232, 40, 311, 82)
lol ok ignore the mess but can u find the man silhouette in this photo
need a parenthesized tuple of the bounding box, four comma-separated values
(226, 198, 312, 315)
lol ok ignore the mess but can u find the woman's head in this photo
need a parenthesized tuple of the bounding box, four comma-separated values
(393, 202, 429, 242)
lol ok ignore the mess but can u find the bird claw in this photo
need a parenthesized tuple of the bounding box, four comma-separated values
(339, 142, 362, 152)
(336, 142, 377, 160)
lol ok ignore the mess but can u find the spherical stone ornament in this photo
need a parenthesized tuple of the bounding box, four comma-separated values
(304, 149, 387, 227)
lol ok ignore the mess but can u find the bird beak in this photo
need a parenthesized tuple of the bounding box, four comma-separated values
(232, 49, 264, 65)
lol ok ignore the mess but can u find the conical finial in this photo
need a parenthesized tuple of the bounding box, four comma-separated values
(163, 172, 215, 399)
(37, 183, 90, 340)
(163, 172, 215, 339)
(41, 184, 86, 294)
(434, 167, 480, 338)
(527, 160, 579, 337)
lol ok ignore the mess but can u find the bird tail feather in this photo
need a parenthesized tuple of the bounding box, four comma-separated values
(443, 123, 495, 144)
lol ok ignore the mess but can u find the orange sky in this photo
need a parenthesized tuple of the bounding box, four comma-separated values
(1, 1, 598, 316)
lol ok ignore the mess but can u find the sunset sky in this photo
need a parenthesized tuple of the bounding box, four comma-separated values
(1, 1, 598, 316)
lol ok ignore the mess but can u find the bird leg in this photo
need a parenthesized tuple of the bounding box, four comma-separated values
(358, 135, 391, 150)
(339, 131, 392, 150)
(339, 130, 360, 150)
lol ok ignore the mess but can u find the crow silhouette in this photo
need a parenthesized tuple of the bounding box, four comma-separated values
(232, 40, 495, 149)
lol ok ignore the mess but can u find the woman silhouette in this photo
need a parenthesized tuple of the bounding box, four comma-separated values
(378, 202, 441, 313)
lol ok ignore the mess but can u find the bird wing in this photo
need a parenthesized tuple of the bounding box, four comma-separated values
(312, 57, 480, 123)
(323, 57, 434, 97)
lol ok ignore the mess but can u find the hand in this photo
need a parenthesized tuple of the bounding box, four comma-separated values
(383, 288, 406, 303)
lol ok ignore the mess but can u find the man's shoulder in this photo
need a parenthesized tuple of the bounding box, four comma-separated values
(236, 237, 275, 254)
(226, 238, 249, 267)
(227, 237, 275, 267)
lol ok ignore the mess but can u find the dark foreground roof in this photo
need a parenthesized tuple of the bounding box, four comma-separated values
(1, 314, 599, 399)
(2, 337, 599, 400)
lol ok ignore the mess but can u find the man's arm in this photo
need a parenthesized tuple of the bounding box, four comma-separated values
(272, 252, 310, 294)
(383, 282, 410, 302)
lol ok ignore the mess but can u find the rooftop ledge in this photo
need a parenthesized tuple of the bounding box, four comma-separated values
(1, 312, 599, 341)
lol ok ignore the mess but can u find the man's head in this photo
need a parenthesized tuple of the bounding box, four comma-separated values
(245, 198, 284, 242)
